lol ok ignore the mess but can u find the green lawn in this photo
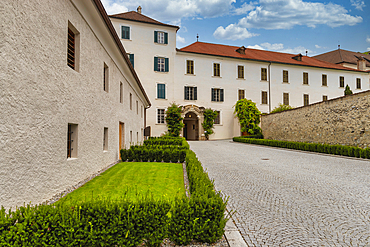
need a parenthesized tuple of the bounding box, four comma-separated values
(57, 162, 185, 204)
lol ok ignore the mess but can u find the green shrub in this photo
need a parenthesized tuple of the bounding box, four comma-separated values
(120, 149, 127, 161)
(270, 103, 294, 114)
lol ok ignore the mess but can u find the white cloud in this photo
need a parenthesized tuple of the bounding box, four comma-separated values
(233, 2, 257, 15)
(350, 0, 365, 11)
(236, 0, 362, 30)
(315, 45, 321, 49)
(213, 24, 259, 40)
(367, 48, 370, 51)
(366, 36, 370, 43)
(102, 0, 236, 23)
(176, 35, 186, 44)
(247, 42, 313, 55)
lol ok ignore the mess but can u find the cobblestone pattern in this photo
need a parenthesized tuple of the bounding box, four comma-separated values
(189, 140, 370, 246)
(261, 91, 370, 148)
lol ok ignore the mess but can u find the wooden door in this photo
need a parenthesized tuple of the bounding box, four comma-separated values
(119, 122, 125, 150)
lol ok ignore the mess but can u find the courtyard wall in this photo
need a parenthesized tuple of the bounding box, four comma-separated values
(261, 90, 370, 148)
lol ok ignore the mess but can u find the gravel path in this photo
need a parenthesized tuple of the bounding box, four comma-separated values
(189, 140, 370, 246)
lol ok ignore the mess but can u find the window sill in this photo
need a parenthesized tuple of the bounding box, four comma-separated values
(155, 123, 166, 125)
(154, 43, 168, 46)
(302, 84, 309, 86)
(184, 99, 197, 101)
(185, 73, 196, 76)
(260, 103, 268, 105)
(211, 101, 224, 103)
(121, 38, 132, 41)
(260, 80, 268, 82)
(67, 157, 78, 161)
(321, 85, 328, 87)
(236, 78, 245, 80)
(155, 98, 167, 100)
(154, 71, 169, 74)
(212, 76, 222, 78)
(103, 150, 108, 153)
(282, 82, 289, 84)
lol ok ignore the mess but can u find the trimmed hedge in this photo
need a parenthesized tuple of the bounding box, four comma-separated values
(1, 138, 228, 246)
(239, 133, 264, 139)
(121, 145, 187, 163)
(233, 137, 370, 159)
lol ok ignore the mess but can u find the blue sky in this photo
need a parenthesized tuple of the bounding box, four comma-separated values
(102, 0, 369, 55)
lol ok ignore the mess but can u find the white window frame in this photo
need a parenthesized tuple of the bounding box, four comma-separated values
(156, 108, 166, 124)
(237, 65, 245, 79)
(212, 62, 222, 77)
(158, 57, 165, 72)
(185, 59, 195, 75)
(157, 31, 165, 44)
(185, 86, 197, 100)
(238, 89, 245, 100)
(214, 109, 222, 125)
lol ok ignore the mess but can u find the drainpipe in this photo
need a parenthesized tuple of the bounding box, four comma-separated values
(268, 62, 272, 113)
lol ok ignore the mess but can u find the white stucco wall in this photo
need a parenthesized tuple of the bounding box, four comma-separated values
(0, 0, 149, 209)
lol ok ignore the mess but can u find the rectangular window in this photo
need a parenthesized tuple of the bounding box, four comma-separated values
(261, 68, 267, 81)
(128, 54, 134, 68)
(238, 89, 245, 100)
(187, 60, 194, 74)
(303, 72, 308, 85)
(283, 93, 289, 105)
(238, 65, 244, 79)
(67, 123, 78, 158)
(154, 31, 168, 44)
(322, 74, 327, 86)
(141, 106, 143, 118)
(157, 83, 166, 99)
(130, 131, 132, 143)
(211, 88, 224, 102)
(157, 109, 165, 124)
(67, 22, 79, 71)
(136, 101, 138, 115)
(339, 76, 344, 88)
(137, 132, 139, 143)
(213, 63, 220, 77)
(304, 94, 309, 106)
(261, 91, 268, 104)
(184, 86, 197, 100)
(154, 57, 169, 72)
(103, 127, 108, 151)
(103, 63, 109, 92)
(356, 78, 361, 89)
(130, 93, 132, 110)
(323, 95, 328, 101)
(120, 82, 123, 103)
(121, 26, 130, 39)
(214, 111, 220, 124)
(283, 70, 289, 83)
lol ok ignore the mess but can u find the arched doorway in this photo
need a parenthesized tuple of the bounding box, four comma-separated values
(183, 112, 199, 140)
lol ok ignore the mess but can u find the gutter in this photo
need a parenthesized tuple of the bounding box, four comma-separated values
(268, 62, 272, 113)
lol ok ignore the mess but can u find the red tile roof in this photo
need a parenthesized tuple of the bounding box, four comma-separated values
(109, 11, 179, 30)
(178, 42, 367, 72)
(314, 49, 370, 67)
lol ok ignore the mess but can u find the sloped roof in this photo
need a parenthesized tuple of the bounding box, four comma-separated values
(314, 49, 370, 67)
(109, 11, 179, 30)
(178, 42, 366, 72)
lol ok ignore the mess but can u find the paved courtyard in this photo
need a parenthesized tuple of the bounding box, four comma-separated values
(189, 140, 370, 247)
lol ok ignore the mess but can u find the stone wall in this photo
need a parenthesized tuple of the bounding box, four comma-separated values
(261, 90, 370, 148)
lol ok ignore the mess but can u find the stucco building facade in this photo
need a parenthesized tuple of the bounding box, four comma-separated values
(110, 8, 369, 140)
(1, 0, 150, 209)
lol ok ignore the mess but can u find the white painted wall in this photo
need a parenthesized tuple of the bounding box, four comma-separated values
(1, 0, 149, 209)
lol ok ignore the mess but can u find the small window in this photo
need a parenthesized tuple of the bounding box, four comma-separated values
(214, 111, 220, 124)
(103, 63, 109, 92)
(137, 132, 139, 143)
(136, 101, 138, 115)
(238, 65, 244, 79)
(157, 83, 166, 99)
(128, 54, 134, 68)
(211, 88, 224, 102)
(154, 31, 168, 44)
(103, 127, 108, 151)
(261, 68, 267, 81)
(187, 60, 194, 74)
(120, 82, 123, 103)
(261, 91, 268, 104)
(130, 131, 132, 143)
(121, 26, 130, 39)
(322, 74, 327, 86)
(141, 106, 143, 118)
(238, 89, 245, 100)
(154, 57, 169, 72)
(323, 95, 328, 101)
(67, 123, 78, 158)
(356, 78, 361, 89)
(283, 93, 289, 105)
(304, 94, 309, 106)
(283, 70, 289, 83)
(67, 22, 80, 71)
(157, 109, 165, 124)
(339, 76, 344, 88)
(184, 86, 197, 100)
(303, 72, 308, 85)
(213, 63, 220, 77)
(130, 93, 132, 110)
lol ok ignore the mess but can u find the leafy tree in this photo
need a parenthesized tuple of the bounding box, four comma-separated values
(165, 103, 184, 137)
(344, 84, 353, 96)
(270, 103, 294, 114)
(234, 99, 262, 135)
(201, 108, 218, 140)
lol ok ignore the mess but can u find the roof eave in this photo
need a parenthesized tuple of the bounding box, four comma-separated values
(109, 15, 180, 31)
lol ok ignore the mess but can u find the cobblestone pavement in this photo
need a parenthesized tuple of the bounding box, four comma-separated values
(189, 140, 370, 247)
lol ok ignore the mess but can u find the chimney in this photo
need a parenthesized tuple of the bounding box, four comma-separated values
(137, 6, 142, 14)
(236, 46, 246, 55)
(357, 57, 366, 71)
(292, 54, 303, 61)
